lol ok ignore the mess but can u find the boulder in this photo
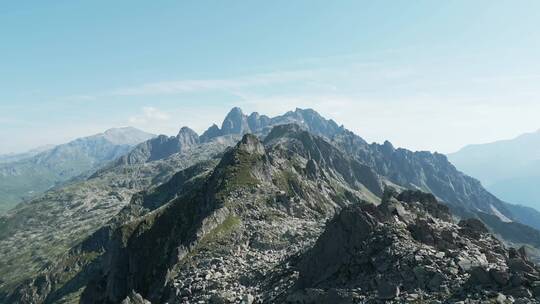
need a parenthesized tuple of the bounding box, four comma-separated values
(506, 286, 533, 298)
(468, 267, 492, 286)
(120, 291, 151, 304)
(458, 218, 488, 239)
(377, 280, 399, 300)
(241, 294, 255, 304)
(408, 220, 436, 246)
(489, 269, 510, 286)
(428, 272, 446, 291)
(508, 258, 535, 274)
(531, 281, 540, 297)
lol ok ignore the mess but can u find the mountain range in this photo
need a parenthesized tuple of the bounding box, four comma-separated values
(0, 127, 154, 212)
(0, 145, 55, 164)
(2, 108, 540, 303)
(449, 130, 540, 212)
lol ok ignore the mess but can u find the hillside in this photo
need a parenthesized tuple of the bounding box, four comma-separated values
(3, 108, 540, 303)
(7, 126, 540, 303)
(0, 127, 154, 212)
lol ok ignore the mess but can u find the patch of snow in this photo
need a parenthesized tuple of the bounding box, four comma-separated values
(490, 204, 512, 222)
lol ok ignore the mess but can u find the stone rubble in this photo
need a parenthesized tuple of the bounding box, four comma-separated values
(290, 190, 540, 303)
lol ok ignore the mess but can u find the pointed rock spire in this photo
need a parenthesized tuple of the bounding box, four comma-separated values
(221, 107, 250, 135)
(237, 133, 265, 155)
(247, 112, 270, 132)
(176, 126, 199, 151)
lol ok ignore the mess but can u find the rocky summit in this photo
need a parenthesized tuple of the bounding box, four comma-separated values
(3, 108, 540, 304)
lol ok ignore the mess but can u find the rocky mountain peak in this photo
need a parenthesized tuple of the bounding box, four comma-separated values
(382, 140, 395, 152)
(283, 108, 342, 139)
(293, 107, 321, 119)
(199, 106, 344, 143)
(118, 128, 200, 165)
(200, 123, 222, 142)
(101, 127, 155, 145)
(206, 133, 270, 196)
(264, 123, 303, 143)
(237, 133, 265, 155)
(176, 126, 200, 150)
(221, 107, 250, 135)
(247, 112, 270, 131)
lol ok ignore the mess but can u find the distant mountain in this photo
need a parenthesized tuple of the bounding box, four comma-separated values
(0, 145, 55, 163)
(115, 107, 343, 167)
(448, 130, 540, 211)
(0, 127, 154, 212)
(200, 106, 343, 141)
(116, 127, 200, 165)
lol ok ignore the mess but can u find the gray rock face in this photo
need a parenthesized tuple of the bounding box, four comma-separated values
(200, 107, 343, 143)
(459, 218, 489, 239)
(247, 112, 270, 132)
(294, 189, 540, 303)
(200, 124, 223, 142)
(297, 204, 377, 288)
(264, 124, 383, 198)
(118, 126, 199, 165)
(221, 107, 251, 136)
(120, 291, 151, 304)
(176, 127, 200, 150)
(377, 281, 400, 300)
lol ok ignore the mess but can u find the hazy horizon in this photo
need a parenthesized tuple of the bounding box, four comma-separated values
(3, 1, 540, 154)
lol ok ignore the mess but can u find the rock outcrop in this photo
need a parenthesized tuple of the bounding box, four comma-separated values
(118, 127, 200, 164)
(292, 190, 540, 303)
(221, 107, 251, 136)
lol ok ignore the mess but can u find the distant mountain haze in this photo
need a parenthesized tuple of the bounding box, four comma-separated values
(0, 145, 55, 163)
(448, 129, 540, 211)
(0, 127, 155, 212)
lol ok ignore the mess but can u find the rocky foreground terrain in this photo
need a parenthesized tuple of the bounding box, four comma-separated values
(3, 108, 540, 303)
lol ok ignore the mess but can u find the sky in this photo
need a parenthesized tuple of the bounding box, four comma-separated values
(2, 1, 540, 154)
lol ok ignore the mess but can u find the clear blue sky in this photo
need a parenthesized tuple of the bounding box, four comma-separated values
(2, 1, 540, 154)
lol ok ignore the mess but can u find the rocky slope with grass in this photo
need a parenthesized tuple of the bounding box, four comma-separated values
(6, 124, 540, 303)
(4, 107, 540, 303)
(0, 127, 155, 212)
(197, 107, 540, 244)
(5, 126, 385, 303)
(0, 135, 237, 300)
